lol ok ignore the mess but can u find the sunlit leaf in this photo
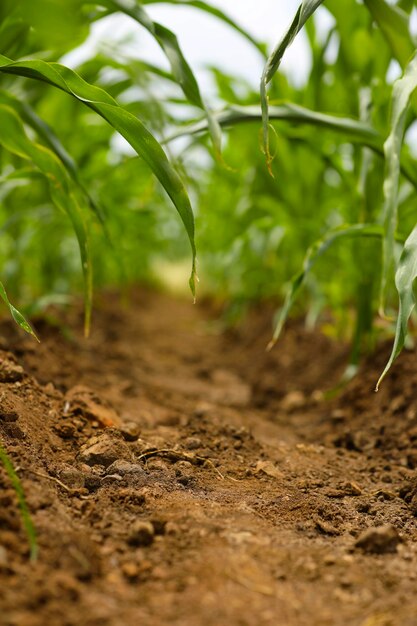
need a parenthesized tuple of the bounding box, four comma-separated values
(0, 281, 39, 341)
(260, 0, 325, 169)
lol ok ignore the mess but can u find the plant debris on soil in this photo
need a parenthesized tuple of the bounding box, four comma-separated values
(2, 289, 417, 626)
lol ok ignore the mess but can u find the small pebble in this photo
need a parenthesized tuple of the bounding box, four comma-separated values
(122, 562, 139, 580)
(127, 520, 155, 547)
(79, 434, 132, 467)
(101, 474, 123, 485)
(281, 391, 305, 412)
(105, 460, 147, 477)
(184, 437, 202, 450)
(120, 421, 140, 442)
(59, 466, 85, 489)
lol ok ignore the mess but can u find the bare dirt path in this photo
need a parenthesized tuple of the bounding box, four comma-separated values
(1, 290, 417, 626)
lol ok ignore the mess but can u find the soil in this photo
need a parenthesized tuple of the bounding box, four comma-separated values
(1, 288, 417, 626)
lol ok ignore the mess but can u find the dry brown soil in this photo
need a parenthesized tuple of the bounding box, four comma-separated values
(1, 289, 417, 626)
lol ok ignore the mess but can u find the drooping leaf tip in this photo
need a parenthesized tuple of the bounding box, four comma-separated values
(266, 338, 276, 352)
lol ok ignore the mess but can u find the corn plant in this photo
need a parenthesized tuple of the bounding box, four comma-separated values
(2, 0, 417, 559)
(172, 0, 417, 385)
(0, 1, 417, 390)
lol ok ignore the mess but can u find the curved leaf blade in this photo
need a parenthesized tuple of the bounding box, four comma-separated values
(267, 224, 383, 350)
(377, 223, 417, 390)
(165, 103, 417, 190)
(167, 103, 380, 145)
(380, 53, 417, 310)
(0, 54, 197, 294)
(0, 103, 93, 336)
(0, 89, 106, 225)
(97, 0, 222, 158)
(0, 441, 38, 561)
(363, 0, 415, 69)
(0, 282, 39, 341)
(260, 0, 325, 168)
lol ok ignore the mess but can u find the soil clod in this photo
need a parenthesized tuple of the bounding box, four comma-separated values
(127, 520, 155, 547)
(78, 433, 132, 467)
(2, 292, 417, 626)
(354, 525, 401, 554)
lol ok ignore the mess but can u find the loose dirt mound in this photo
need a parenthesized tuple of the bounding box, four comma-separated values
(1, 290, 417, 626)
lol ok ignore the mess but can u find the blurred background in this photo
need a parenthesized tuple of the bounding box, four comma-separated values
(65, 1, 317, 89)
(2, 0, 417, 374)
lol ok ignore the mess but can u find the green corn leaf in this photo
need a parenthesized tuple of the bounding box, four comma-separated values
(99, 0, 203, 106)
(380, 53, 417, 312)
(141, 0, 265, 55)
(0, 89, 106, 226)
(0, 441, 38, 561)
(0, 54, 197, 296)
(0, 103, 93, 336)
(167, 103, 380, 146)
(0, 281, 39, 341)
(363, 0, 415, 69)
(398, 0, 414, 14)
(21, 102, 107, 226)
(376, 223, 417, 390)
(268, 224, 384, 350)
(96, 0, 222, 158)
(165, 103, 417, 190)
(260, 0, 325, 169)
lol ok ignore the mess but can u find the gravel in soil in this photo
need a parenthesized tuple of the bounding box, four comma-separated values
(1, 290, 417, 626)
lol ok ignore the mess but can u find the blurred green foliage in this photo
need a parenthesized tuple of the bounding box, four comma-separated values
(1, 0, 417, 382)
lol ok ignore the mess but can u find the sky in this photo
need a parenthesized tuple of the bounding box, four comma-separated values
(65, 1, 333, 91)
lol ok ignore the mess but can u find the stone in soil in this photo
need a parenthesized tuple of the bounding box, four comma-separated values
(105, 460, 147, 476)
(78, 433, 132, 467)
(0, 355, 24, 383)
(354, 525, 401, 554)
(127, 520, 155, 547)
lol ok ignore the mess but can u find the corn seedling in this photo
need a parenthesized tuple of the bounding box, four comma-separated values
(2, 0, 417, 556)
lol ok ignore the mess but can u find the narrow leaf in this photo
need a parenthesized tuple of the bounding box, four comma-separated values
(167, 103, 380, 146)
(97, 0, 222, 157)
(380, 53, 417, 310)
(363, 0, 415, 69)
(0, 103, 93, 335)
(0, 54, 197, 294)
(0, 442, 38, 561)
(0, 89, 106, 225)
(377, 223, 417, 390)
(0, 281, 39, 341)
(165, 103, 417, 190)
(268, 224, 383, 350)
(260, 0, 325, 168)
